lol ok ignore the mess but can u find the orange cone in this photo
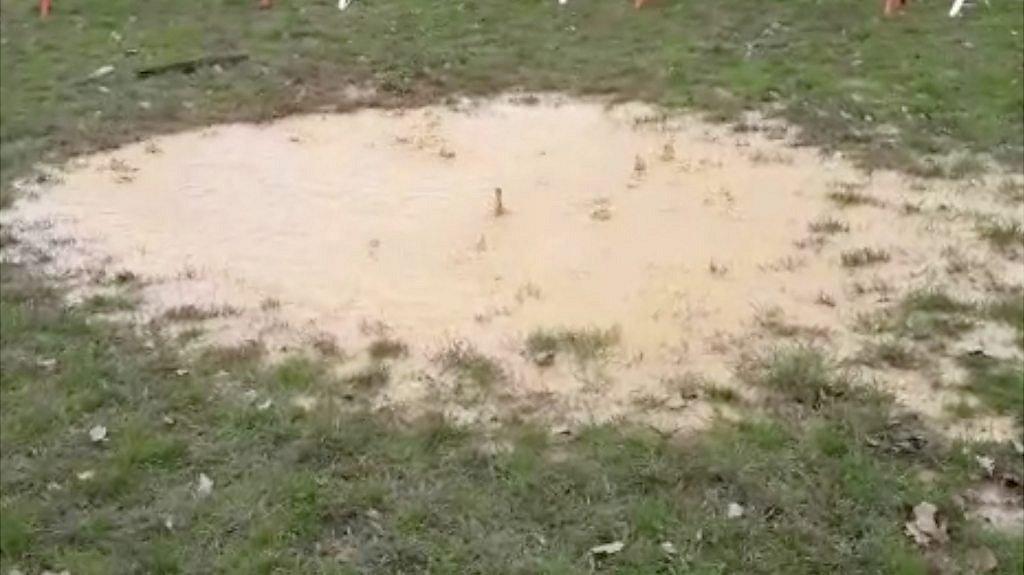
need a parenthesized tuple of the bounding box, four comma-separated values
(39, 0, 52, 18)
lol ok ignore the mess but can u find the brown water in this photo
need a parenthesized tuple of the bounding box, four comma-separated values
(5, 95, 1021, 434)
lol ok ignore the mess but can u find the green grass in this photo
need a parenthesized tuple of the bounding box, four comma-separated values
(987, 293, 1024, 350)
(958, 354, 1024, 426)
(2, 0, 1023, 202)
(4, 264, 1023, 574)
(747, 346, 850, 409)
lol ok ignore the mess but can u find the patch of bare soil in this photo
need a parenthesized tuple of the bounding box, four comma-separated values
(3, 94, 1021, 435)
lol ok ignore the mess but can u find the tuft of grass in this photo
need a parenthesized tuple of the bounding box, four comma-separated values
(270, 356, 324, 391)
(79, 293, 136, 313)
(750, 346, 848, 408)
(987, 292, 1024, 350)
(808, 217, 850, 235)
(436, 341, 505, 391)
(946, 154, 987, 179)
(0, 504, 34, 560)
(199, 339, 265, 370)
(861, 288, 975, 341)
(162, 304, 239, 322)
(859, 338, 920, 370)
(996, 179, 1024, 204)
(701, 383, 740, 404)
(827, 187, 883, 208)
(840, 247, 891, 268)
(943, 400, 980, 421)
(976, 218, 1024, 253)
(309, 332, 343, 358)
(524, 326, 619, 364)
(343, 363, 391, 391)
(754, 307, 828, 340)
(958, 354, 1024, 426)
(368, 337, 408, 361)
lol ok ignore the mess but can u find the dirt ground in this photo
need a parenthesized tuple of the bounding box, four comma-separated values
(4, 94, 1021, 438)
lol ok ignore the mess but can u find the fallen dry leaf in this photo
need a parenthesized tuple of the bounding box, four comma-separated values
(88, 425, 107, 443)
(195, 473, 214, 498)
(976, 455, 996, 477)
(590, 541, 625, 556)
(291, 394, 318, 412)
(905, 501, 948, 547)
(727, 502, 745, 519)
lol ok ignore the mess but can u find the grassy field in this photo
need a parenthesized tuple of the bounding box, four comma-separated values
(1, 0, 1022, 197)
(2, 261, 1022, 574)
(2, 1, 1024, 573)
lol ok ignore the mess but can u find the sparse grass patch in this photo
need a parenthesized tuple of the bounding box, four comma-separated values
(987, 292, 1024, 350)
(944, 399, 980, 421)
(3, 263, 1023, 573)
(860, 288, 976, 341)
(524, 326, 619, 364)
(309, 332, 343, 358)
(269, 356, 324, 392)
(701, 383, 740, 404)
(199, 339, 265, 370)
(343, 363, 391, 391)
(754, 307, 828, 340)
(808, 217, 849, 235)
(748, 346, 849, 408)
(946, 154, 987, 179)
(841, 247, 891, 268)
(976, 218, 1024, 254)
(827, 187, 883, 208)
(902, 288, 970, 315)
(0, 504, 34, 560)
(996, 179, 1024, 204)
(79, 292, 135, 313)
(162, 304, 239, 322)
(958, 354, 1024, 426)
(859, 338, 921, 370)
(368, 337, 408, 361)
(436, 340, 505, 391)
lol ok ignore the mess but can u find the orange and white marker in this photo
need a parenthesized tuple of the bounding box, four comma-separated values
(39, 0, 52, 18)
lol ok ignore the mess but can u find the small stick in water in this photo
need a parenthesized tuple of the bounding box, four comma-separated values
(493, 187, 505, 217)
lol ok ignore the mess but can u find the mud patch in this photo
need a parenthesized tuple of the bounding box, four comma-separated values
(3, 94, 1021, 434)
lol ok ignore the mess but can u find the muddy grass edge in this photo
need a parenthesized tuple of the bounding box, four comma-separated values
(2, 259, 1023, 573)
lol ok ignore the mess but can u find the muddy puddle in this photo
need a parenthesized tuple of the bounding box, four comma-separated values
(4, 94, 1022, 435)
